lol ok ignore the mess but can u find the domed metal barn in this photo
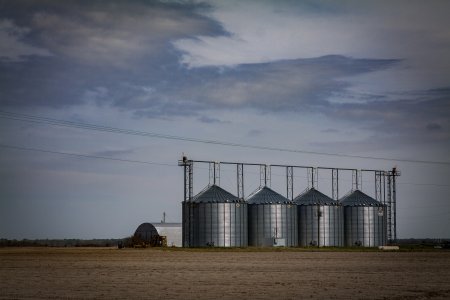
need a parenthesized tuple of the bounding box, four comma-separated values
(134, 222, 182, 247)
(340, 190, 387, 247)
(247, 186, 297, 247)
(183, 184, 247, 247)
(294, 188, 344, 247)
(134, 222, 159, 243)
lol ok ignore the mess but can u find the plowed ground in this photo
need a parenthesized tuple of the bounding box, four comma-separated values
(1, 248, 449, 299)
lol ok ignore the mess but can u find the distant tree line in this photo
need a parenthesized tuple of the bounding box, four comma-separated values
(0, 236, 155, 248)
(396, 238, 450, 246)
(0, 238, 127, 247)
(1, 237, 449, 248)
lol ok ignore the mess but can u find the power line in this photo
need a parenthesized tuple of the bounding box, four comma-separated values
(1, 143, 449, 188)
(1, 110, 449, 166)
(0, 144, 176, 167)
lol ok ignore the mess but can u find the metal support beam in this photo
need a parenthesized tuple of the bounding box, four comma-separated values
(178, 156, 193, 247)
(375, 171, 382, 201)
(237, 163, 244, 199)
(387, 173, 392, 243)
(315, 168, 319, 189)
(332, 169, 339, 200)
(385, 167, 401, 244)
(393, 172, 397, 243)
(260, 164, 271, 187)
(383, 171, 386, 207)
(286, 166, 294, 200)
(352, 169, 362, 191)
(306, 167, 318, 189)
(359, 170, 362, 191)
(209, 161, 220, 185)
(307, 168, 312, 189)
(215, 162, 220, 186)
(260, 165, 265, 187)
(208, 162, 213, 185)
(390, 167, 400, 243)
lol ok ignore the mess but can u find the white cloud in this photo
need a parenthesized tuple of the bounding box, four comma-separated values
(174, 0, 450, 96)
(174, 2, 361, 67)
(0, 19, 51, 62)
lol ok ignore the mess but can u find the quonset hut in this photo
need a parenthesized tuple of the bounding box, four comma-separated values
(134, 222, 182, 247)
(294, 188, 344, 247)
(183, 184, 247, 247)
(134, 222, 159, 243)
(247, 186, 297, 247)
(340, 190, 387, 247)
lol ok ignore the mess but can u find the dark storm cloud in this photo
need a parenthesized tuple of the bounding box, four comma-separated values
(0, 1, 403, 120)
(247, 129, 263, 137)
(0, 1, 220, 63)
(0, 0, 222, 108)
(197, 116, 229, 124)
(328, 93, 450, 131)
(123, 55, 400, 117)
(172, 55, 400, 112)
(314, 89, 450, 151)
(426, 123, 442, 131)
(0, 19, 51, 61)
(321, 128, 340, 133)
(0, 0, 447, 148)
(127, 54, 394, 117)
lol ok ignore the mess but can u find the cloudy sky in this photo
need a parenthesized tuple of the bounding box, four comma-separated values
(0, 0, 449, 239)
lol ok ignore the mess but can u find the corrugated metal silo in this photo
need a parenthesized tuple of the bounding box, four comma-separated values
(340, 190, 387, 247)
(247, 186, 297, 247)
(183, 184, 247, 247)
(294, 188, 344, 247)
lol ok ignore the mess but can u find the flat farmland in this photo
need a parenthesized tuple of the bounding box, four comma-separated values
(1, 248, 449, 299)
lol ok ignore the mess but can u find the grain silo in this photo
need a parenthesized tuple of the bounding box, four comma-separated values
(247, 186, 297, 247)
(294, 188, 344, 247)
(183, 184, 247, 247)
(340, 190, 387, 247)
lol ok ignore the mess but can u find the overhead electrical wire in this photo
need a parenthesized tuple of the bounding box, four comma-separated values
(1, 143, 449, 188)
(0, 144, 176, 167)
(1, 110, 449, 166)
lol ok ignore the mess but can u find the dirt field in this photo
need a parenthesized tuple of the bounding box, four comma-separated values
(1, 248, 449, 299)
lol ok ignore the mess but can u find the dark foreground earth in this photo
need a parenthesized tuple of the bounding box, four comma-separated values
(1, 248, 449, 299)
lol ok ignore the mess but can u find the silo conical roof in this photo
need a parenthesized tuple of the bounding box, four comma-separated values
(246, 186, 292, 204)
(340, 190, 383, 206)
(294, 188, 339, 206)
(191, 184, 242, 203)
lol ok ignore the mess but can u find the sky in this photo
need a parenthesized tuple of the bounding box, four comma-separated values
(0, 0, 449, 239)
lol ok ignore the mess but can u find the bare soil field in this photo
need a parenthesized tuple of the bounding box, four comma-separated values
(1, 248, 449, 299)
